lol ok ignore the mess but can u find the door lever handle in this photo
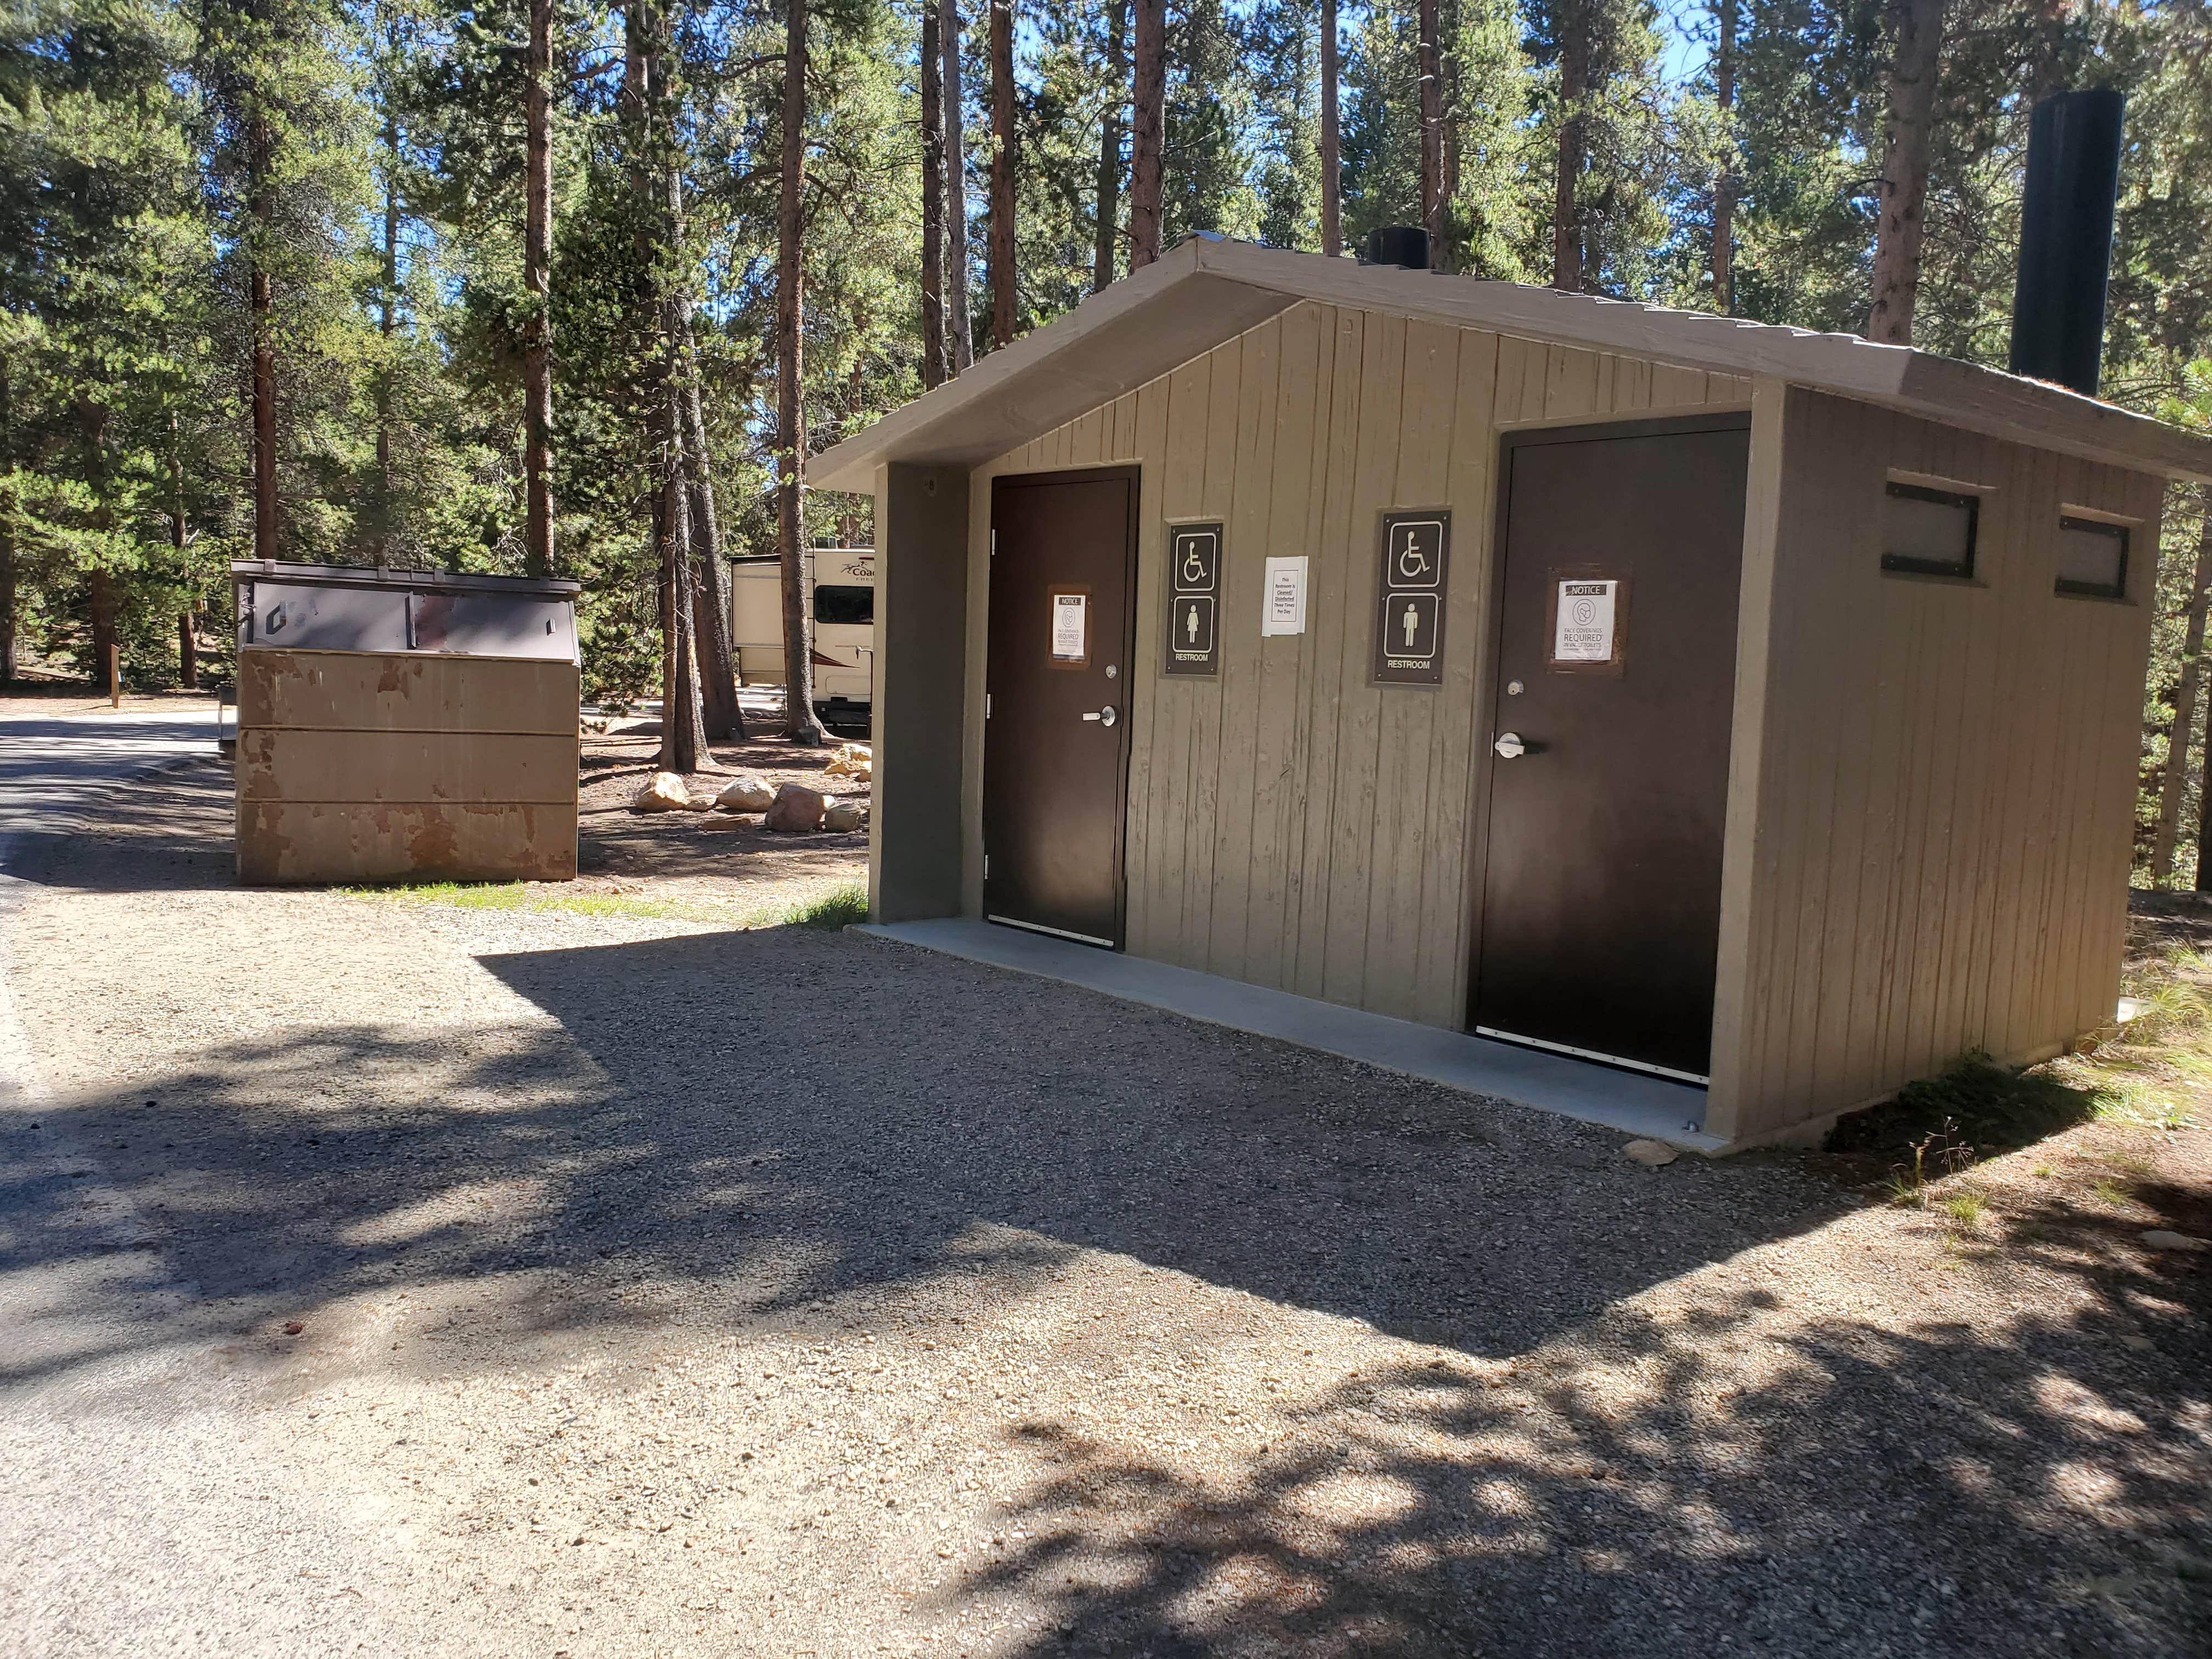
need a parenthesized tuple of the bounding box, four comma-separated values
(1082, 706, 1119, 727)
(1493, 731, 1539, 759)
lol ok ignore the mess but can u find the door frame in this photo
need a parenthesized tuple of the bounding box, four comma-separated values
(984, 464, 1143, 950)
(1464, 410, 1755, 1064)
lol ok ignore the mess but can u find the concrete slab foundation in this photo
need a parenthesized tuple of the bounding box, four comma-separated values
(857, 917, 1725, 1153)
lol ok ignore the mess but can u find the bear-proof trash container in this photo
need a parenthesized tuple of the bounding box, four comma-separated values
(232, 560, 583, 885)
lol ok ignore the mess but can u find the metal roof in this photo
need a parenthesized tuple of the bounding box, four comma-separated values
(810, 235, 2212, 493)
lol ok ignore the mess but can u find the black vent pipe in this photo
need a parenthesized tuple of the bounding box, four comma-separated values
(2008, 87, 2125, 397)
(1362, 225, 1432, 270)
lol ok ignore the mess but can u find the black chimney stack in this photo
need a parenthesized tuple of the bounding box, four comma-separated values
(2008, 87, 2124, 397)
(1362, 225, 1432, 270)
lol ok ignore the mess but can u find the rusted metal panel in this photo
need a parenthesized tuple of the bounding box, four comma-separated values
(237, 801, 579, 885)
(236, 729, 578, 805)
(235, 646, 580, 885)
(239, 650, 580, 735)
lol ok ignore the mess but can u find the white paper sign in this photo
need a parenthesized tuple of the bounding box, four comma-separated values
(1554, 579, 1617, 663)
(1261, 556, 1308, 636)
(1051, 592, 1087, 660)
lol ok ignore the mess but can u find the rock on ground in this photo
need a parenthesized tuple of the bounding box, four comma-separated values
(631, 771, 691, 812)
(764, 782, 826, 833)
(714, 775, 774, 813)
(822, 799, 867, 833)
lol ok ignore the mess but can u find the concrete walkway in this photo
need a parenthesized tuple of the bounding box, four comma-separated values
(861, 916, 1720, 1151)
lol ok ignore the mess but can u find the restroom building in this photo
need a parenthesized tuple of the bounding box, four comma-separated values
(810, 236, 2212, 1148)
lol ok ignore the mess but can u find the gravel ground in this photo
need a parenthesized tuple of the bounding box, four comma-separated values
(1, 760, 2207, 1658)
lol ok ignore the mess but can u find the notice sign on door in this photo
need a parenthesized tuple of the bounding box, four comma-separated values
(1050, 588, 1090, 667)
(1163, 523, 1222, 676)
(1546, 571, 1629, 673)
(1373, 511, 1452, 685)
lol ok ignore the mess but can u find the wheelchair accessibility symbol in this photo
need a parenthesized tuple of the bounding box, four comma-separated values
(1172, 529, 1219, 594)
(1391, 520, 1444, 588)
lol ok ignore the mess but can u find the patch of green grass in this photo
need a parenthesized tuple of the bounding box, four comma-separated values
(2117, 949, 2212, 1046)
(2091, 1176, 2135, 1207)
(780, 882, 871, 930)
(1939, 1188, 1989, 1229)
(345, 877, 870, 932)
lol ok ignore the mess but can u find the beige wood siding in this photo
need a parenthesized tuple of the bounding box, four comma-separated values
(1706, 387, 2164, 1142)
(236, 647, 579, 884)
(961, 300, 1751, 1027)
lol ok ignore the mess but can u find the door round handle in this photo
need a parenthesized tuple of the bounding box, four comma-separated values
(1493, 731, 1526, 759)
(1099, 704, 1118, 727)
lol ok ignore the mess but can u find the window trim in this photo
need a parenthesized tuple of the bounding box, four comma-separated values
(1881, 480, 1980, 580)
(2053, 514, 2129, 601)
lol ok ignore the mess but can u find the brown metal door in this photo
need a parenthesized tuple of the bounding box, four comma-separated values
(984, 469, 1139, 947)
(1472, 415, 1750, 1081)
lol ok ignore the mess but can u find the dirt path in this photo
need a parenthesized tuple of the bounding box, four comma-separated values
(0, 761, 2206, 1657)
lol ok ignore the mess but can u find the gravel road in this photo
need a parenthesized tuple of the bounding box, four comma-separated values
(1, 760, 2207, 1657)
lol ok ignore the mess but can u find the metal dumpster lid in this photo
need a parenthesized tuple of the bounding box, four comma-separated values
(229, 559, 581, 599)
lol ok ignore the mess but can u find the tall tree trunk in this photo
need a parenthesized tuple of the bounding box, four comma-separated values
(0, 358, 14, 682)
(657, 400, 705, 773)
(1551, 30, 1587, 292)
(171, 415, 195, 689)
(2158, 504, 2212, 884)
(987, 0, 1016, 347)
(941, 0, 973, 371)
(522, 0, 554, 577)
(88, 569, 118, 696)
(0, 512, 14, 684)
(378, 111, 399, 560)
(837, 359, 862, 548)
(1092, 0, 1126, 291)
(645, 3, 707, 773)
(250, 112, 277, 562)
(921, 0, 947, 385)
(778, 0, 825, 746)
(1867, 0, 1947, 345)
(684, 320, 744, 741)
(1128, 0, 1165, 266)
(1417, 0, 1444, 268)
(1711, 0, 1735, 313)
(1319, 0, 1340, 256)
(80, 400, 119, 686)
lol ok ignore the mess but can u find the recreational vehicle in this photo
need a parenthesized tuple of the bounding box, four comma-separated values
(728, 547, 876, 730)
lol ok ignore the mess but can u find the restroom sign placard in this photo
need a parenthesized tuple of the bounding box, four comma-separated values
(1163, 522, 1222, 677)
(1373, 511, 1452, 686)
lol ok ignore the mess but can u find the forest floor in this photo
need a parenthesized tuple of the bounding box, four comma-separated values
(0, 755, 2207, 1657)
(565, 714, 868, 921)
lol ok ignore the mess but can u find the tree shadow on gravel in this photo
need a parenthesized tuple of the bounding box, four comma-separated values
(8, 923, 1850, 1391)
(7, 923, 2209, 1654)
(959, 1214, 2212, 1658)
(0, 761, 237, 894)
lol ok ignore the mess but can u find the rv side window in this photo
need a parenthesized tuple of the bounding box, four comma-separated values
(814, 584, 874, 625)
(2054, 516, 2128, 599)
(1882, 481, 1978, 579)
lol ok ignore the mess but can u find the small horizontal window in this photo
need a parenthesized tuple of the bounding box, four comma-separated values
(1882, 481, 1979, 579)
(2055, 516, 2128, 599)
(813, 584, 874, 625)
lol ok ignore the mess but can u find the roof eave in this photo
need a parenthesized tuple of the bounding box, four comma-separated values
(810, 236, 2212, 494)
